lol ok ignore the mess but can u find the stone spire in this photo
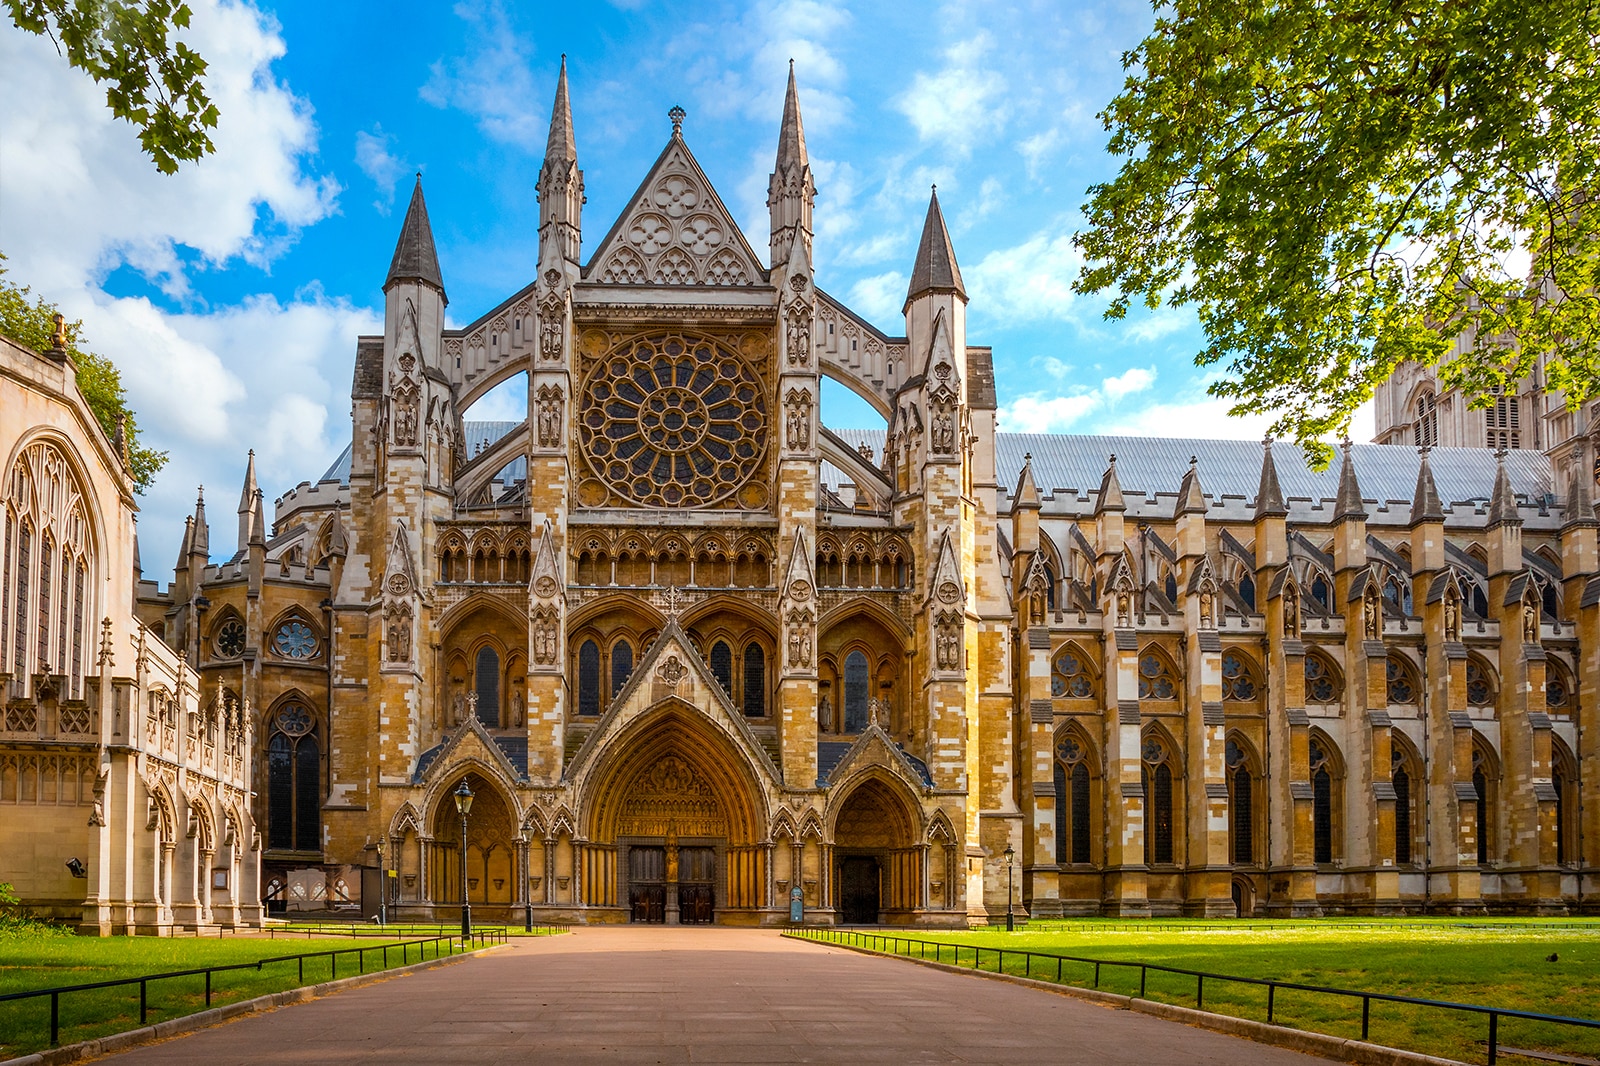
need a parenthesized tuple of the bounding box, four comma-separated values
(1488, 449, 1521, 528)
(904, 188, 966, 311)
(768, 59, 814, 267)
(1254, 437, 1288, 518)
(190, 486, 209, 559)
(249, 489, 267, 547)
(176, 515, 194, 572)
(1333, 440, 1367, 521)
(1094, 453, 1125, 515)
(1176, 455, 1206, 515)
(545, 54, 575, 164)
(237, 450, 257, 553)
(1409, 447, 1445, 526)
(385, 176, 446, 301)
(537, 56, 584, 274)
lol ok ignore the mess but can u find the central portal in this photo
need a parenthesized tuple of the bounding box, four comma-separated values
(626, 843, 718, 924)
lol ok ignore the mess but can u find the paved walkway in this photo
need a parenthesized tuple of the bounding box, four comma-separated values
(94, 927, 1341, 1064)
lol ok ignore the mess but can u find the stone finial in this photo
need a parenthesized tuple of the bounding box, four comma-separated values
(1095, 453, 1125, 515)
(1177, 455, 1206, 516)
(48, 313, 69, 360)
(669, 105, 686, 137)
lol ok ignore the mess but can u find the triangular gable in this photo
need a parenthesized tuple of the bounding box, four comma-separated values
(824, 724, 932, 795)
(384, 520, 419, 597)
(584, 136, 768, 288)
(780, 530, 815, 603)
(563, 618, 783, 787)
(530, 519, 561, 598)
(414, 713, 525, 786)
(926, 528, 966, 608)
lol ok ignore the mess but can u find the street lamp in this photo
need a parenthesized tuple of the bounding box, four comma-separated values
(1003, 842, 1015, 932)
(375, 838, 387, 928)
(454, 779, 474, 939)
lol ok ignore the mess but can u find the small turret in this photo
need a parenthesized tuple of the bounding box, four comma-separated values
(385, 177, 446, 303)
(537, 56, 583, 276)
(768, 60, 814, 268)
(904, 188, 965, 311)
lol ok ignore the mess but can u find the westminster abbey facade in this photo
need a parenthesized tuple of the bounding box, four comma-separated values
(7, 63, 1598, 930)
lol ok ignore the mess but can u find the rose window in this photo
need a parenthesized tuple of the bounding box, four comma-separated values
(579, 334, 768, 508)
(216, 619, 246, 658)
(272, 620, 317, 659)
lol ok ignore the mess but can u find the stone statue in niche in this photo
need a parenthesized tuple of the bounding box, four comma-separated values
(1283, 585, 1301, 638)
(1364, 589, 1380, 639)
(1199, 587, 1215, 630)
(531, 608, 559, 666)
(931, 401, 955, 454)
(1443, 591, 1460, 642)
(386, 608, 411, 664)
(393, 383, 419, 447)
(535, 385, 564, 448)
(452, 691, 466, 725)
(539, 294, 564, 362)
(1524, 597, 1539, 644)
(1115, 588, 1133, 629)
(784, 388, 811, 450)
(935, 612, 961, 670)
(512, 689, 525, 727)
(817, 694, 832, 731)
(786, 608, 813, 668)
(785, 300, 811, 366)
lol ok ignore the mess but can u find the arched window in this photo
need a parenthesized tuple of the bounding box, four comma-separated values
(577, 640, 601, 716)
(266, 703, 319, 852)
(1414, 390, 1437, 448)
(1472, 745, 1494, 864)
(1380, 572, 1412, 614)
(474, 647, 500, 728)
(1547, 662, 1573, 712)
(1310, 572, 1332, 612)
(843, 650, 870, 732)
(742, 643, 765, 717)
(1553, 740, 1577, 866)
(1386, 654, 1418, 705)
(1237, 572, 1256, 612)
(1226, 738, 1254, 864)
(1466, 658, 1495, 708)
(1304, 651, 1341, 703)
(710, 640, 733, 694)
(1142, 736, 1175, 865)
(1221, 652, 1258, 702)
(1051, 646, 1094, 699)
(611, 640, 634, 698)
(1053, 733, 1092, 865)
(1310, 737, 1337, 864)
(1137, 651, 1177, 700)
(1163, 571, 1178, 605)
(1391, 744, 1415, 865)
(1043, 563, 1057, 609)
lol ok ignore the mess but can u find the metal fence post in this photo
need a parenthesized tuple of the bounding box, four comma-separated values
(50, 991, 59, 1046)
(139, 979, 147, 1024)
(205, 970, 212, 1006)
(1140, 966, 1147, 999)
(1361, 996, 1370, 1040)
(1197, 974, 1204, 1010)
(1488, 1012, 1499, 1065)
(1267, 983, 1275, 1023)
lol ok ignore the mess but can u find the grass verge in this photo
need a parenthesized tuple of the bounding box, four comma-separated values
(812, 921, 1600, 1065)
(0, 932, 464, 1058)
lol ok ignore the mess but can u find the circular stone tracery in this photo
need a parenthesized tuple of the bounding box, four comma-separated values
(580, 333, 768, 508)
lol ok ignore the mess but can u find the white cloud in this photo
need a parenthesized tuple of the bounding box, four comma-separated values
(999, 366, 1157, 432)
(0, 0, 338, 298)
(965, 224, 1083, 322)
(1094, 394, 1275, 441)
(420, 1, 544, 150)
(355, 126, 411, 213)
(894, 33, 1007, 157)
(0, 0, 367, 567)
(846, 271, 906, 327)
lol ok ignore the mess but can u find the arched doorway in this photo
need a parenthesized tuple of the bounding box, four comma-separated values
(430, 772, 517, 914)
(832, 776, 920, 925)
(583, 702, 767, 924)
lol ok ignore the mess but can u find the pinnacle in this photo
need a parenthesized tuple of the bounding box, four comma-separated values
(1333, 440, 1366, 522)
(904, 188, 966, 309)
(1488, 448, 1521, 528)
(775, 59, 807, 172)
(1254, 437, 1288, 519)
(1409, 447, 1445, 526)
(385, 177, 446, 300)
(1095, 453, 1125, 514)
(546, 55, 576, 162)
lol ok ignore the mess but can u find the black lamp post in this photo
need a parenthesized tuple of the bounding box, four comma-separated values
(1003, 842, 1015, 932)
(375, 837, 387, 928)
(454, 779, 474, 939)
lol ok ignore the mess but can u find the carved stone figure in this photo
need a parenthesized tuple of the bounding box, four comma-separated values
(935, 612, 962, 670)
(1364, 589, 1380, 639)
(784, 388, 811, 450)
(539, 294, 565, 361)
(785, 300, 811, 366)
(536, 385, 564, 448)
(1444, 592, 1461, 642)
(386, 608, 411, 664)
(1199, 588, 1215, 630)
(1116, 588, 1133, 629)
(1524, 597, 1539, 644)
(393, 383, 419, 447)
(786, 609, 813, 668)
(1283, 585, 1301, 638)
(931, 401, 955, 454)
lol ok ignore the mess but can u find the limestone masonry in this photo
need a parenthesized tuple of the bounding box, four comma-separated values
(4, 63, 1597, 929)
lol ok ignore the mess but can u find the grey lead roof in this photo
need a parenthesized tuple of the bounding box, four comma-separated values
(319, 421, 527, 486)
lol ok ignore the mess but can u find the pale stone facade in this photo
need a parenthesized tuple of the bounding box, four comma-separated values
(0, 331, 262, 933)
(78, 64, 1600, 924)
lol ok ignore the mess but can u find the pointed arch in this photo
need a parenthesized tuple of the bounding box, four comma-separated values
(1465, 653, 1498, 709)
(1053, 721, 1098, 865)
(1224, 732, 1261, 865)
(1303, 647, 1344, 704)
(1140, 721, 1182, 865)
(1386, 652, 1421, 706)
(1470, 732, 1500, 865)
(1136, 644, 1180, 702)
(1389, 731, 1423, 865)
(1552, 735, 1578, 866)
(1308, 729, 1344, 864)
(1050, 640, 1099, 701)
(1221, 647, 1263, 704)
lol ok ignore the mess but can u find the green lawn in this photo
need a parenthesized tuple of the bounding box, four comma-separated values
(803, 921, 1600, 1066)
(0, 932, 467, 1057)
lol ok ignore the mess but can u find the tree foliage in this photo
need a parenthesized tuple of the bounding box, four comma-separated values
(5, 0, 218, 174)
(1074, 0, 1600, 463)
(0, 256, 168, 492)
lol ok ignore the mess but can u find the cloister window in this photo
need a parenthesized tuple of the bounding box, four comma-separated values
(1226, 739, 1254, 864)
(843, 651, 870, 732)
(1142, 737, 1175, 865)
(1414, 391, 1438, 448)
(1547, 664, 1572, 711)
(1310, 737, 1337, 863)
(1472, 745, 1494, 864)
(578, 640, 601, 716)
(1386, 655, 1417, 705)
(266, 703, 320, 852)
(1053, 734, 1092, 865)
(1137, 653, 1177, 700)
(1221, 653, 1258, 701)
(1554, 742, 1577, 866)
(742, 643, 765, 717)
(611, 640, 634, 698)
(1051, 647, 1094, 699)
(1305, 652, 1341, 703)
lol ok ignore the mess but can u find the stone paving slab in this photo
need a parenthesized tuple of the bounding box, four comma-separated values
(86, 927, 1345, 1065)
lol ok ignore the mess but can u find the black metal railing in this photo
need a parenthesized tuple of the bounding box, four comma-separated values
(790, 928, 1600, 1066)
(1, 929, 507, 1049)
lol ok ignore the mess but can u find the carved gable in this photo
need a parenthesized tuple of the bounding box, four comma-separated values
(586, 139, 767, 288)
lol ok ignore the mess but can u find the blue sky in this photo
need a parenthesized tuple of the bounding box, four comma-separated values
(1, 0, 1345, 574)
